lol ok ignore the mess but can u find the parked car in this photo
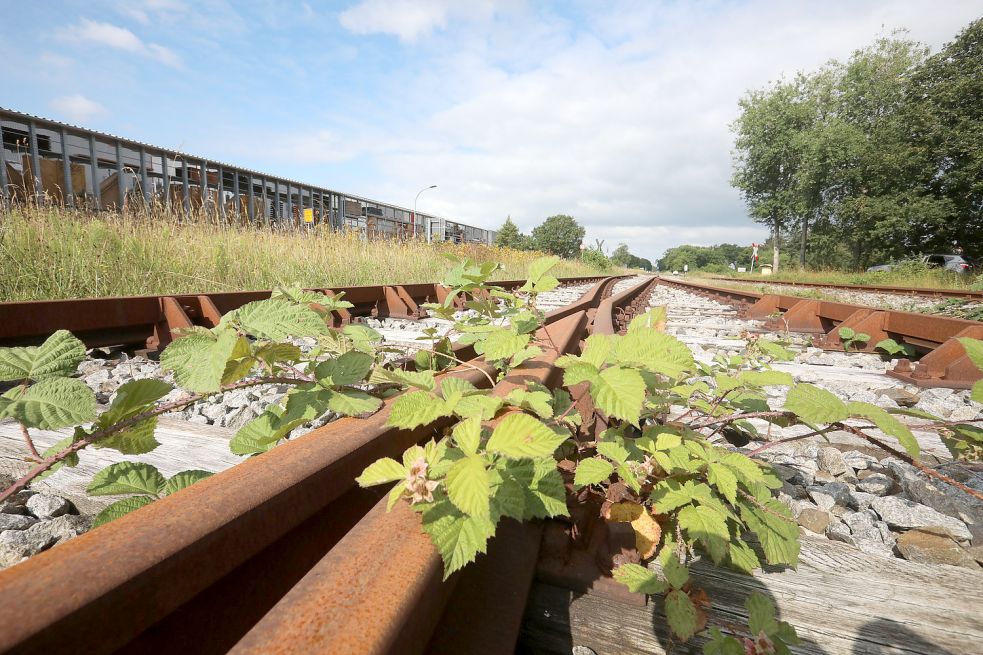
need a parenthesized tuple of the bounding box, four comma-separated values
(866, 254, 975, 274)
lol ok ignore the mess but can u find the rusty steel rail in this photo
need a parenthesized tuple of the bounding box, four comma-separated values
(702, 275, 983, 300)
(0, 275, 629, 655)
(658, 276, 983, 389)
(0, 275, 608, 350)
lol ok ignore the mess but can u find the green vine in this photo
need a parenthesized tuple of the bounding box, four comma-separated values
(1, 256, 982, 650)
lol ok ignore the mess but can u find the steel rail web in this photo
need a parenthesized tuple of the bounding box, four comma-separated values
(0, 275, 610, 350)
(0, 275, 641, 655)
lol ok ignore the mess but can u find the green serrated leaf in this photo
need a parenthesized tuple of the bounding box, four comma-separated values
(505, 389, 554, 419)
(596, 441, 629, 464)
(161, 329, 239, 393)
(972, 380, 983, 405)
(87, 462, 165, 496)
(662, 555, 690, 589)
(383, 368, 437, 392)
(728, 540, 762, 574)
(223, 298, 328, 340)
(386, 390, 453, 429)
(0, 329, 87, 382)
(446, 455, 491, 517)
(356, 457, 407, 487)
(161, 470, 212, 495)
(591, 365, 646, 426)
(707, 462, 738, 504)
(665, 589, 698, 641)
(628, 306, 667, 332)
(92, 495, 156, 527)
(94, 416, 160, 455)
(580, 334, 614, 368)
(8, 377, 96, 429)
(573, 457, 615, 488)
(486, 413, 568, 459)
(327, 389, 383, 417)
(847, 401, 919, 459)
(255, 342, 303, 367)
(36, 434, 80, 479)
(615, 330, 694, 378)
(612, 563, 668, 594)
(97, 379, 173, 427)
(315, 351, 374, 386)
(453, 417, 482, 455)
(785, 383, 848, 424)
(651, 479, 697, 513)
(757, 340, 794, 361)
(421, 498, 496, 579)
(478, 330, 530, 361)
(561, 361, 600, 386)
(678, 503, 729, 544)
(747, 591, 779, 636)
(454, 394, 503, 420)
(740, 499, 799, 567)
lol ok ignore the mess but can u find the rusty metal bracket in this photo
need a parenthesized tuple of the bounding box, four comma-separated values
(372, 285, 425, 320)
(889, 325, 983, 388)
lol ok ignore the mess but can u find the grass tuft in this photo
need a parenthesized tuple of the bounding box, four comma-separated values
(0, 207, 609, 301)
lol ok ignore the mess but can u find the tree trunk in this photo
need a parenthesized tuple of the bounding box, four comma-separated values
(799, 215, 808, 267)
(773, 220, 781, 273)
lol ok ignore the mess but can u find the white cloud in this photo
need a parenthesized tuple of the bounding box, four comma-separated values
(59, 18, 182, 68)
(50, 94, 107, 122)
(118, 0, 189, 25)
(338, 0, 502, 42)
(321, 0, 983, 261)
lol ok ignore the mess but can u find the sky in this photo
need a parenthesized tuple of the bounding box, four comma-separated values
(1, 1, 981, 262)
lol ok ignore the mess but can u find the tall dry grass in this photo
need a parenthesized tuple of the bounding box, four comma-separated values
(700, 264, 977, 291)
(0, 207, 608, 301)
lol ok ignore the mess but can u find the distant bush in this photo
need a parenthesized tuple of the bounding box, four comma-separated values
(580, 247, 611, 271)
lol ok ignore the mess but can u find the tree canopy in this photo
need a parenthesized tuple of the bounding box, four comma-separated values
(530, 214, 585, 259)
(494, 216, 525, 250)
(730, 20, 983, 269)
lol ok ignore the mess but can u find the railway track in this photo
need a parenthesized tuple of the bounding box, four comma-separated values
(659, 276, 983, 389)
(701, 275, 983, 301)
(1, 274, 981, 654)
(0, 274, 661, 654)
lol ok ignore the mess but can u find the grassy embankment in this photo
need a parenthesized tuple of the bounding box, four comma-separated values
(0, 209, 610, 301)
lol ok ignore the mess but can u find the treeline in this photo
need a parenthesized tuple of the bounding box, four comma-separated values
(494, 216, 653, 271)
(657, 244, 753, 273)
(731, 19, 983, 270)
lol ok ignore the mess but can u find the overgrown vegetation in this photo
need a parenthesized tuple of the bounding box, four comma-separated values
(701, 261, 976, 290)
(0, 208, 607, 301)
(2, 255, 981, 650)
(731, 19, 983, 270)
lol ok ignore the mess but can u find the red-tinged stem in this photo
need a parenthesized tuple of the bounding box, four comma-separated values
(0, 375, 305, 503)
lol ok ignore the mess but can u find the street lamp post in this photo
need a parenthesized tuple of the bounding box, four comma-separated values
(415, 184, 437, 242)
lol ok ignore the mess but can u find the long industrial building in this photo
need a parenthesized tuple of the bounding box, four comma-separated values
(0, 107, 496, 244)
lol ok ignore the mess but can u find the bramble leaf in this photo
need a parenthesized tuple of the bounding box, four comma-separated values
(573, 457, 614, 487)
(446, 455, 491, 517)
(665, 589, 699, 641)
(222, 298, 328, 340)
(161, 470, 212, 495)
(486, 413, 568, 459)
(785, 383, 848, 424)
(612, 563, 668, 594)
(92, 495, 156, 527)
(356, 457, 407, 486)
(0, 330, 87, 382)
(847, 401, 919, 459)
(87, 462, 165, 496)
(453, 417, 482, 455)
(161, 329, 239, 393)
(314, 351, 374, 386)
(591, 365, 646, 425)
(421, 498, 496, 579)
(387, 391, 453, 429)
(327, 389, 383, 417)
(8, 377, 96, 429)
(747, 591, 779, 636)
(707, 462, 738, 504)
